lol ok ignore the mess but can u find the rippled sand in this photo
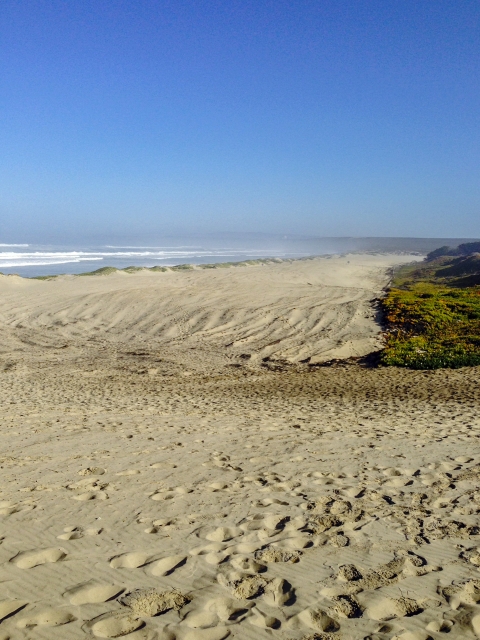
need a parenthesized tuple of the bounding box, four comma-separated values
(1, 254, 480, 640)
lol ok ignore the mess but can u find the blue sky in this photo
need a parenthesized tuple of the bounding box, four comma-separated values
(1, 0, 479, 241)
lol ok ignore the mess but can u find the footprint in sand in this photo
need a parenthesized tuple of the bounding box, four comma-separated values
(143, 525, 161, 534)
(116, 469, 141, 476)
(0, 502, 18, 516)
(57, 526, 83, 540)
(256, 548, 302, 564)
(64, 580, 124, 605)
(10, 547, 66, 569)
(230, 555, 265, 573)
(205, 527, 243, 542)
(232, 575, 270, 599)
(286, 607, 339, 632)
(0, 501, 35, 516)
(183, 609, 218, 629)
(208, 483, 229, 492)
(73, 490, 108, 501)
(150, 462, 177, 469)
(150, 487, 191, 501)
(184, 628, 230, 640)
(206, 596, 253, 621)
(144, 517, 176, 533)
(248, 608, 280, 628)
(329, 594, 363, 618)
(0, 600, 28, 622)
(204, 551, 230, 565)
(254, 498, 289, 507)
(364, 595, 422, 621)
(69, 478, 108, 490)
(440, 578, 480, 609)
(120, 589, 189, 616)
(86, 527, 103, 535)
(149, 554, 187, 576)
(239, 520, 265, 533)
(190, 543, 226, 556)
(263, 577, 295, 606)
(336, 564, 362, 582)
(17, 608, 76, 628)
(272, 535, 312, 550)
(84, 611, 145, 638)
(110, 551, 153, 569)
(153, 518, 173, 527)
(426, 619, 454, 633)
(263, 514, 290, 530)
(79, 467, 106, 476)
(184, 596, 251, 630)
(227, 541, 263, 554)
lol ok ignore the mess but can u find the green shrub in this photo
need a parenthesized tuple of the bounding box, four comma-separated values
(78, 266, 118, 276)
(380, 279, 480, 369)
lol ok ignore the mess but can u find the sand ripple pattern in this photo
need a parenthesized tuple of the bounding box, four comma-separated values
(0, 255, 417, 363)
(0, 254, 479, 638)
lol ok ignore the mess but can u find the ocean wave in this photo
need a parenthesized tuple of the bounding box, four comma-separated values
(103, 245, 202, 249)
(0, 248, 291, 269)
(0, 259, 96, 268)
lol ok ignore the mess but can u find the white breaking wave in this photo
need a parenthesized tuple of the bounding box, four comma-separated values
(0, 243, 29, 247)
(0, 248, 293, 269)
(104, 245, 202, 249)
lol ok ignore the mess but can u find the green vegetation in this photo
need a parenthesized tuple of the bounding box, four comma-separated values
(78, 266, 119, 276)
(27, 256, 291, 279)
(170, 263, 194, 271)
(199, 262, 239, 269)
(123, 266, 145, 273)
(380, 248, 480, 369)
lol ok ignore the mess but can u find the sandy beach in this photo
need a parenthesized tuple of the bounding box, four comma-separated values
(1, 253, 480, 640)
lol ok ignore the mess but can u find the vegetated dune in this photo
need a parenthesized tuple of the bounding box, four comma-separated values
(0, 253, 417, 366)
(2, 252, 480, 639)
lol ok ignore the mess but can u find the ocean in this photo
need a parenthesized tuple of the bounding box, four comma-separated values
(0, 240, 310, 278)
(0, 235, 474, 278)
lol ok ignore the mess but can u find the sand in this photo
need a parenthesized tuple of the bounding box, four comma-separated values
(1, 253, 480, 639)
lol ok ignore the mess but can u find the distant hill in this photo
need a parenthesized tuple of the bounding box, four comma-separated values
(422, 243, 480, 288)
(426, 241, 480, 261)
(380, 241, 480, 369)
(433, 253, 480, 287)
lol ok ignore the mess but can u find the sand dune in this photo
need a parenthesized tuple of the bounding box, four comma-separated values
(1, 253, 480, 639)
(0, 254, 416, 365)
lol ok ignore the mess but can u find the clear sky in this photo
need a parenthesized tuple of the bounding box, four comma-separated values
(1, 0, 479, 242)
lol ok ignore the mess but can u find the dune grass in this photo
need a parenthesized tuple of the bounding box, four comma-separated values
(78, 266, 119, 276)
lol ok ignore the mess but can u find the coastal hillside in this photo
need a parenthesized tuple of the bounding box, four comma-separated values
(381, 242, 480, 369)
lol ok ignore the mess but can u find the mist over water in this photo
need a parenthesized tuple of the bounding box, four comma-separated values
(0, 234, 476, 277)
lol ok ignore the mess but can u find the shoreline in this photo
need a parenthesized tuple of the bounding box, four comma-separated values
(0, 250, 424, 280)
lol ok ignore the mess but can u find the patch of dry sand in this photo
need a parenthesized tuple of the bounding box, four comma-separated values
(0, 254, 479, 639)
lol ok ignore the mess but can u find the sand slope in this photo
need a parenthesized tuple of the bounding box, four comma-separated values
(1, 254, 480, 639)
(0, 254, 417, 365)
